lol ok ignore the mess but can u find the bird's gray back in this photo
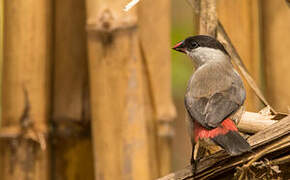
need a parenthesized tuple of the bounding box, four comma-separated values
(187, 61, 243, 99)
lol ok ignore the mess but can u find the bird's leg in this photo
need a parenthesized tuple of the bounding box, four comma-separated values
(191, 140, 207, 177)
(191, 140, 200, 176)
(190, 146, 195, 166)
(190, 144, 198, 176)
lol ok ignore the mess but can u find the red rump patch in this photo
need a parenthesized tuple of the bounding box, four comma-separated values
(194, 118, 238, 142)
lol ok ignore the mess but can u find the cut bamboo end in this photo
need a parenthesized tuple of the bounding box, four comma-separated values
(238, 111, 277, 134)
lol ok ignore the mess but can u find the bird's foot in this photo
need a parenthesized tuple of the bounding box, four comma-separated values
(190, 158, 198, 177)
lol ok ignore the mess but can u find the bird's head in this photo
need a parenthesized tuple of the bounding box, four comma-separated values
(173, 35, 230, 66)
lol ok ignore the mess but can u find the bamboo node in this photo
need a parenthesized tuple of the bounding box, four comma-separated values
(157, 110, 176, 138)
(99, 9, 113, 30)
(286, 0, 290, 7)
(86, 8, 137, 33)
(158, 121, 175, 138)
(0, 125, 48, 150)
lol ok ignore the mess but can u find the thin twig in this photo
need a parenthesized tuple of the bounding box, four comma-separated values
(271, 154, 290, 165)
(238, 138, 290, 180)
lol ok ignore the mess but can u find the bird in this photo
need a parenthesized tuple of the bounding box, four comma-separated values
(172, 35, 251, 173)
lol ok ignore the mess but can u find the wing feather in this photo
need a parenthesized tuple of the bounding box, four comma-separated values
(185, 83, 245, 129)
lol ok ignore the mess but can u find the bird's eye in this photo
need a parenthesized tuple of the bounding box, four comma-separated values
(190, 41, 199, 49)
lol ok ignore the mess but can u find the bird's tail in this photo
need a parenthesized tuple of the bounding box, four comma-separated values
(194, 118, 251, 156)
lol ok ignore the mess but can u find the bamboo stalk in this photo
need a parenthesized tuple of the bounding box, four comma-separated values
(52, 0, 94, 179)
(85, 0, 152, 179)
(138, 0, 176, 177)
(0, 0, 3, 125)
(262, 0, 290, 113)
(198, 0, 217, 36)
(0, 0, 52, 179)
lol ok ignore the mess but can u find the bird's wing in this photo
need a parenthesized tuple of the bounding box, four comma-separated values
(185, 83, 245, 129)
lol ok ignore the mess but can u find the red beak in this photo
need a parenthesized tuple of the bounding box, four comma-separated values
(172, 41, 186, 53)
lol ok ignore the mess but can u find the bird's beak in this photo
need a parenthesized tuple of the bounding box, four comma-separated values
(172, 41, 186, 54)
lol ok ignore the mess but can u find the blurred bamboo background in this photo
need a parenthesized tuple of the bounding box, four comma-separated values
(0, 0, 289, 179)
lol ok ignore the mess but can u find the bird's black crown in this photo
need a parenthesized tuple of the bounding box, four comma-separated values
(182, 35, 229, 55)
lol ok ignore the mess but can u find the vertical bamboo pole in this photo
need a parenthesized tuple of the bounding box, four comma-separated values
(52, 0, 94, 179)
(262, 0, 290, 113)
(85, 1, 151, 179)
(0, 0, 51, 179)
(0, 0, 4, 174)
(0, 0, 3, 123)
(138, 0, 176, 177)
(217, 0, 262, 112)
(198, 0, 217, 37)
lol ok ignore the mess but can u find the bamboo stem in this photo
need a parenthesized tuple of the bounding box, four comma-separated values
(0, 0, 52, 179)
(52, 0, 93, 179)
(198, 0, 217, 36)
(262, 0, 290, 113)
(0, 0, 3, 124)
(85, 0, 151, 179)
(138, 0, 176, 176)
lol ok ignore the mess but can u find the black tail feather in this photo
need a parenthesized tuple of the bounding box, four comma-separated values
(212, 130, 251, 156)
